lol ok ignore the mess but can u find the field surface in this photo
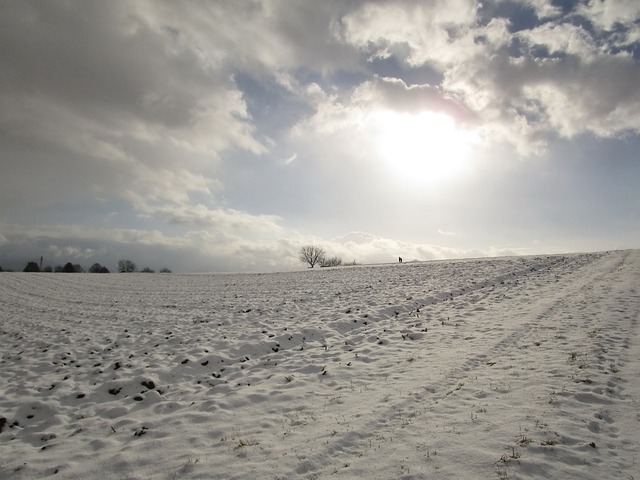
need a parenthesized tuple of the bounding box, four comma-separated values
(1, 251, 639, 479)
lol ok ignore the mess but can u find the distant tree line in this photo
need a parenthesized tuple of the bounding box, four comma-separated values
(22, 261, 102, 273)
(117, 259, 171, 273)
(14, 259, 171, 273)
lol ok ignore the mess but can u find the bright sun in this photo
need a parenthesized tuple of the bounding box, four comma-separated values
(368, 110, 478, 187)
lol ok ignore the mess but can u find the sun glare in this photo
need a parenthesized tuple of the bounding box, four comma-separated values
(368, 110, 478, 187)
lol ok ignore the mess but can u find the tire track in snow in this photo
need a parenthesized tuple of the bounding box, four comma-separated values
(280, 251, 635, 479)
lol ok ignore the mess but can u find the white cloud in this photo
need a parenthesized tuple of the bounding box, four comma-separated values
(326, 231, 481, 264)
(518, 23, 597, 57)
(520, 55, 640, 139)
(122, 167, 216, 215)
(334, 0, 640, 154)
(578, 0, 640, 33)
(353, 76, 473, 123)
(153, 205, 284, 239)
(338, 0, 479, 67)
(519, 0, 563, 20)
(47, 245, 97, 260)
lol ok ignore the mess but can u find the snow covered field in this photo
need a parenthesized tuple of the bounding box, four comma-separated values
(1, 251, 639, 479)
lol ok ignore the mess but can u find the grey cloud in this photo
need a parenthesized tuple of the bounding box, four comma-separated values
(0, 1, 267, 223)
(142, 0, 362, 73)
(0, 220, 289, 272)
(1, 2, 200, 129)
(0, 0, 268, 144)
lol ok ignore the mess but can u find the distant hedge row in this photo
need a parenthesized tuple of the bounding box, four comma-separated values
(4, 260, 172, 273)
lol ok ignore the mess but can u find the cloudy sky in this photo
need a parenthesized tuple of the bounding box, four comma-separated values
(1, 0, 639, 272)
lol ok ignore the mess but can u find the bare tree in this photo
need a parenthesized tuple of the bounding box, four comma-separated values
(299, 245, 325, 268)
(118, 259, 137, 273)
(321, 256, 342, 267)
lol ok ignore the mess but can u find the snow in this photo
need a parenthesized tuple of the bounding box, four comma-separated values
(1, 250, 639, 479)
